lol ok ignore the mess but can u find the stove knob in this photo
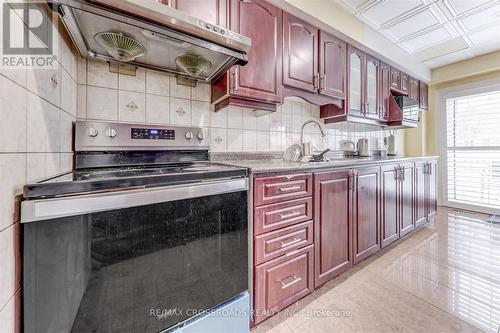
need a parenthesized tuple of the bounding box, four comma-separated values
(87, 128, 98, 137)
(197, 131, 204, 141)
(185, 131, 193, 140)
(105, 127, 117, 138)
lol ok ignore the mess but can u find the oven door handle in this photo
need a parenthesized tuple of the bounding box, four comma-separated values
(21, 178, 249, 223)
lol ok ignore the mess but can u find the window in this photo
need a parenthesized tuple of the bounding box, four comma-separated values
(445, 88, 500, 212)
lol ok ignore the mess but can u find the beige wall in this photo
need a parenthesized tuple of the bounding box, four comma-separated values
(405, 51, 500, 156)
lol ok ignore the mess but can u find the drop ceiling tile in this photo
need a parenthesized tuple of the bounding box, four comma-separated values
(446, 0, 492, 16)
(459, 3, 500, 31)
(359, 0, 424, 28)
(468, 24, 500, 53)
(384, 9, 440, 41)
(423, 49, 470, 68)
(414, 36, 469, 61)
(400, 26, 452, 52)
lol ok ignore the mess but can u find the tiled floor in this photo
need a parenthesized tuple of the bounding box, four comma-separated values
(252, 207, 500, 333)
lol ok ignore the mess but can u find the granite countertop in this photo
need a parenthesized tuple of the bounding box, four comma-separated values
(212, 153, 439, 174)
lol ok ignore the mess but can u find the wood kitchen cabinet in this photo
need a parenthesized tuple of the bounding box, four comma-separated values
(399, 162, 415, 237)
(283, 12, 319, 93)
(400, 72, 409, 95)
(390, 67, 401, 91)
(415, 160, 438, 227)
(314, 170, 353, 287)
(381, 165, 400, 248)
(408, 76, 419, 102)
(415, 161, 427, 228)
(347, 45, 364, 118)
(318, 31, 347, 100)
(364, 55, 380, 120)
(352, 167, 381, 264)
(378, 61, 391, 121)
(158, 0, 228, 27)
(211, 0, 283, 112)
(381, 163, 415, 247)
(419, 81, 429, 110)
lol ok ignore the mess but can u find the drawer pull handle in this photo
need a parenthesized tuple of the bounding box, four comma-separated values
(280, 275, 302, 289)
(279, 185, 301, 192)
(279, 211, 301, 219)
(279, 237, 301, 248)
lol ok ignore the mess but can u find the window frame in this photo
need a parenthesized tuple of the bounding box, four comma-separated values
(436, 77, 500, 215)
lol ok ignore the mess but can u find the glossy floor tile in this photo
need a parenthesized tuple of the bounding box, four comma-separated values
(252, 207, 500, 333)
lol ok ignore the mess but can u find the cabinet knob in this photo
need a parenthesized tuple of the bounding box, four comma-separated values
(105, 127, 117, 138)
(197, 131, 204, 141)
(185, 131, 193, 140)
(87, 128, 98, 137)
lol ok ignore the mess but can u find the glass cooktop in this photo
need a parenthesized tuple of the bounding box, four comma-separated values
(24, 162, 248, 199)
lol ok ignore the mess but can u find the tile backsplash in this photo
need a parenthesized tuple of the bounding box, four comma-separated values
(77, 60, 393, 154)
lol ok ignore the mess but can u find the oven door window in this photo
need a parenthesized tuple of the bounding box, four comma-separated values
(23, 191, 248, 333)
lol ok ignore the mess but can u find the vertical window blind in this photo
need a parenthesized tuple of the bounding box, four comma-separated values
(446, 89, 500, 211)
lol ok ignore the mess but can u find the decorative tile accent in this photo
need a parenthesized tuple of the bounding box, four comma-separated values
(126, 101, 138, 112)
(215, 136, 223, 144)
(176, 107, 186, 117)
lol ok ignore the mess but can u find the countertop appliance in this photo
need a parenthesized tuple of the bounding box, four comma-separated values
(49, 0, 251, 81)
(357, 138, 370, 157)
(21, 121, 250, 333)
(384, 131, 397, 156)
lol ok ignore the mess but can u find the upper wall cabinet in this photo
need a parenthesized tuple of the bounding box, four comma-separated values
(378, 61, 391, 121)
(400, 72, 409, 95)
(348, 46, 364, 118)
(408, 76, 419, 102)
(211, 0, 283, 112)
(283, 12, 319, 93)
(364, 55, 380, 120)
(319, 32, 347, 100)
(419, 81, 429, 110)
(159, 0, 228, 27)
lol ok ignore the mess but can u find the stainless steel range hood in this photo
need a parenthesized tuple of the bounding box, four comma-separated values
(49, 0, 251, 82)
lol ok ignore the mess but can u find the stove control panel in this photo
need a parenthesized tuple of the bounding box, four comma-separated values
(75, 121, 209, 151)
(131, 128, 175, 140)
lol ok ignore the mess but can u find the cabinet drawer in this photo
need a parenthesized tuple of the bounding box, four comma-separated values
(254, 174, 312, 206)
(254, 220, 313, 265)
(254, 245, 314, 324)
(254, 197, 312, 235)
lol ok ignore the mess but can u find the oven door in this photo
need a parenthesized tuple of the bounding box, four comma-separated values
(22, 178, 249, 333)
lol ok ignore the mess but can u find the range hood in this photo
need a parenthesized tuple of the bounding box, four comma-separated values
(49, 0, 251, 82)
(386, 95, 420, 129)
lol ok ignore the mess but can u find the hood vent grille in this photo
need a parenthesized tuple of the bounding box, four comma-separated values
(94, 32, 146, 62)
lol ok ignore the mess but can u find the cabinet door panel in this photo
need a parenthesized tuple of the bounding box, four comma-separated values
(419, 81, 429, 110)
(390, 67, 400, 91)
(400, 163, 415, 236)
(427, 161, 437, 218)
(283, 13, 318, 92)
(400, 72, 409, 94)
(415, 162, 427, 228)
(348, 46, 363, 117)
(379, 61, 391, 120)
(365, 55, 379, 119)
(408, 77, 419, 101)
(381, 165, 399, 248)
(353, 167, 380, 264)
(319, 31, 346, 99)
(173, 0, 227, 27)
(314, 171, 352, 287)
(230, 0, 282, 102)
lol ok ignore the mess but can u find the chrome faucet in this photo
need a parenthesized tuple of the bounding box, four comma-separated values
(300, 120, 326, 155)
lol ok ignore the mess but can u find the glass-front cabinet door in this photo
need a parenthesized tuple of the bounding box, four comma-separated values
(365, 56, 379, 119)
(348, 46, 363, 117)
